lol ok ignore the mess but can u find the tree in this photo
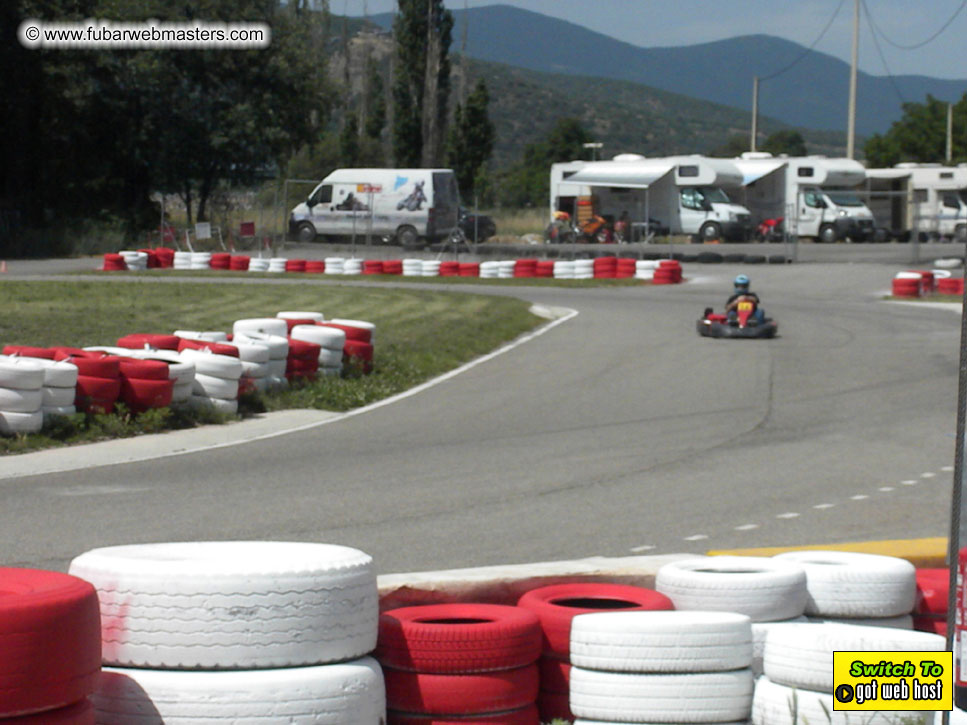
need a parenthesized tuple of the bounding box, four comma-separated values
(392, 0, 453, 167)
(762, 130, 807, 157)
(710, 135, 751, 158)
(446, 79, 495, 200)
(497, 118, 592, 208)
(864, 94, 967, 167)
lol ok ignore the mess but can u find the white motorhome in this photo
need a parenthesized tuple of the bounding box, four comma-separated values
(894, 163, 967, 239)
(289, 168, 460, 246)
(550, 154, 753, 241)
(734, 153, 874, 243)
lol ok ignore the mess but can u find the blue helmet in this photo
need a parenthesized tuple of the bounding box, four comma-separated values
(734, 274, 750, 290)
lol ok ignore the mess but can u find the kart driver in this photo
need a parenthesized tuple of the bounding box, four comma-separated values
(725, 274, 765, 324)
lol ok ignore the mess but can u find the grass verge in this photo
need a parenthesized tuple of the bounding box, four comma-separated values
(0, 280, 542, 454)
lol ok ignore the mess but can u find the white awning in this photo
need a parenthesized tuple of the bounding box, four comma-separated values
(734, 159, 785, 185)
(865, 168, 912, 180)
(566, 160, 675, 189)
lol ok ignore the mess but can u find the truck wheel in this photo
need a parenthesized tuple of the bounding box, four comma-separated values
(699, 222, 722, 242)
(956, 224, 967, 242)
(396, 225, 419, 248)
(296, 222, 317, 244)
(818, 224, 837, 244)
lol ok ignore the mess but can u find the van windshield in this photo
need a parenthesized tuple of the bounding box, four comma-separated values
(825, 191, 864, 207)
(701, 187, 732, 204)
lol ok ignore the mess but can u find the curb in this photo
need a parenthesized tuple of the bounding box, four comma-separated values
(707, 536, 948, 569)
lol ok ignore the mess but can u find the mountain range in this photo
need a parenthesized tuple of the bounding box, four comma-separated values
(369, 4, 967, 136)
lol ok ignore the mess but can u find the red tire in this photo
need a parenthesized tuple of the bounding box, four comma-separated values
(177, 339, 239, 358)
(458, 263, 480, 277)
(377, 603, 542, 673)
(286, 338, 322, 358)
(115, 333, 180, 351)
(913, 615, 947, 635)
(2, 345, 56, 359)
(229, 255, 250, 271)
(1, 700, 95, 724)
(75, 375, 122, 414)
(383, 665, 539, 715)
(283, 318, 319, 333)
(387, 704, 539, 725)
(54, 351, 120, 379)
(285, 358, 320, 374)
(344, 340, 374, 373)
(321, 322, 372, 343)
(120, 377, 174, 412)
(305, 261, 326, 274)
(285, 259, 307, 273)
(915, 568, 949, 615)
(0, 569, 101, 717)
(516, 582, 674, 656)
(536, 656, 570, 694)
(118, 358, 169, 381)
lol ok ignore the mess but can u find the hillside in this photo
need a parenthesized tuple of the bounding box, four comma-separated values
(369, 4, 967, 136)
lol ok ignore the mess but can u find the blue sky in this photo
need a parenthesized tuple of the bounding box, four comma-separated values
(335, 0, 967, 80)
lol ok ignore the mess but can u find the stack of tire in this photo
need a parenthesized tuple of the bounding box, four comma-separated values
(536, 260, 555, 278)
(229, 255, 250, 271)
(268, 257, 287, 273)
(383, 259, 404, 275)
(248, 257, 270, 272)
(34, 358, 80, 421)
(344, 258, 363, 275)
(0, 356, 46, 434)
(553, 260, 574, 280)
(305, 259, 326, 273)
(893, 271, 925, 297)
(117, 348, 195, 406)
(376, 603, 542, 724)
(772, 550, 916, 629)
(573, 259, 594, 280)
(459, 262, 481, 277)
(119, 250, 148, 271)
(102, 253, 126, 271)
(439, 260, 460, 277)
(291, 324, 345, 377)
(54, 350, 122, 415)
(496, 260, 515, 279)
(116, 333, 180, 351)
(938, 275, 965, 296)
(136, 248, 161, 268)
(0, 567, 102, 724)
(421, 260, 441, 277)
(190, 252, 212, 271)
(173, 251, 192, 270)
(653, 259, 683, 284)
(615, 257, 637, 279)
(635, 259, 658, 280)
(209, 253, 231, 271)
(592, 256, 617, 279)
(325, 257, 346, 275)
(232, 330, 289, 389)
(179, 333, 272, 395)
(322, 320, 375, 375)
(402, 259, 423, 277)
(913, 567, 949, 635)
(364, 259, 385, 275)
(179, 347, 242, 415)
(516, 582, 675, 722)
(116, 356, 174, 413)
(68, 541, 385, 723)
(153, 247, 175, 268)
(568, 610, 756, 724)
(655, 557, 809, 676)
(480, 260, 501, 279)
(754, 622, 943, 724)
(514, 259, 537, 278)
(285, 258, 307, 273)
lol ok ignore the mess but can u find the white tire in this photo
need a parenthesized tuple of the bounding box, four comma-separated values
(320, 365, 342, 377)
(178, 349, 242, 380)
(570, 610, 752, 673)
(125, 350, 194, 384)
(751, 617, 808, 675)
(0, 409, 43, 434)
(43, 405, 76, 418)
(233, 331, 288, 359)
(192, 373, 239, 400)
(188, 395, 238, 415)
(13, 358, 80, 387)
(173, 330, 229, 342)
(318, 347, 343, 368)
(248, 257, 270, 272)
(291, 324, 346, 351)
(94, 657, 385, 724)
(329, 318, 375, 341)
(569, 667, 754, 723)
(656, 556, 808, 622)
(68, 541, 378, 669)
(233, 317, 288, 337)
(773, 551, 916, 617)
(0, 387, 43, 413)
(752, 675, 930, 725)
(268, 375, 288, 389)
(762, 622, 945, 692)
(239, 360, 269, 379)
(807, 614, 913, 629)
(171, 381, 193, 403)
(268, 359, 288, 378)
(278, 311, 325, 322)
(42, 385, 76, 408)
(231, 342, 270, 364)
(0, 357, 45, 390)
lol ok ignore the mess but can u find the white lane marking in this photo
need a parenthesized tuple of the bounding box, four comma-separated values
(901, 480, 918, 486)
(735, 524, 759, 531)
(630, 544, 655, 552)
(921, 472, 936, 479)
(879, 487, 894, 492)
(851, 494, 869, 500)
(777, 512, 800, 519)
(50, 485, 150, 496)
(814, 503, 835, 509)
(943, 466, 954, 472)
(684, 534, 709, 541)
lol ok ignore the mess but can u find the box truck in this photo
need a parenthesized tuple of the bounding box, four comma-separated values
(550, 155, 753, 242)
(885, 163, 967, 240)
(289, 168, 460, 246)
(734, 153, 874, 243)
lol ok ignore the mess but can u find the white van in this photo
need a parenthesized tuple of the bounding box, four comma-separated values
(289, 168, 460, 246)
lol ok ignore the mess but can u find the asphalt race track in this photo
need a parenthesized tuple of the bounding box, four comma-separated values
(0, 262, 959, 574)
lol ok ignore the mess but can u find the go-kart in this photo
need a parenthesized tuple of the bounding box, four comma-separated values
(697, 297, 778, 339)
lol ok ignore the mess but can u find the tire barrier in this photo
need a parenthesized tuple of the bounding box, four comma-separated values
(248, 257, 270, 272)
(233, 317, 289, 338)
(517, 582, 674, 722)
(116, 333, 180, 351)
(173, 330, 230, 342)
(286, 337, 321, 381)
(190, 252, 211, 271)
(117, 357, 174, 413)
(119, 250, 148, 271)
(893, 271, 925, 297)
(480, 261, 500, 279)
(656, 556, 808, 622)
(233, 330, 288, 389)
(0, 356, 45, 433)
(439, 260, 460, 277)
(102, 253, 126, 271)
(173, 251, 192, 270)
(364, 259, 385, 275)
(0, 568, 101, 718)
(344, 258, 363, 275)
(52, 350, 121, 415)
(284, 258, 307, 273)
(209, 253, 231, 271)
(653, 259, 683, 284)
(229, 255, 250, 271)
(635, 260, 658, 280)
(422, 260, 441, 277)
(403, 258, 424, 277)
(178, 348, 242, 414)
(383, 259, 404, 275)
(290, 324, 346, 377)
(913, 567, 948, 635)
(267, 257, 287, 273)
(938, 276, 966, 295)
(378, 603, 541, 721)
(325, 257, 345, 275)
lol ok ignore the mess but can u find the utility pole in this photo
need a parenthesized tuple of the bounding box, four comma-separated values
(846, 0, 859, 159)
(751, 76, 759, 153)
(948, 102, 954, 163)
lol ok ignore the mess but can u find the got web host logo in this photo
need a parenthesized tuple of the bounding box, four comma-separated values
(832, 651, 952, 711)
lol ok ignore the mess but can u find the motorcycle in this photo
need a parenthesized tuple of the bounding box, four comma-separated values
(697, 296, 778, 339)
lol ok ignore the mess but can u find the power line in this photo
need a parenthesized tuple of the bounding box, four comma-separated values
(760, 0, 847, 81)
(861, 0, 906, 104)
(863, 0, 967, 50)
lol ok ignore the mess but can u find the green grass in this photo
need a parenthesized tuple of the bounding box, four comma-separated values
(0, 279, 541, 453)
